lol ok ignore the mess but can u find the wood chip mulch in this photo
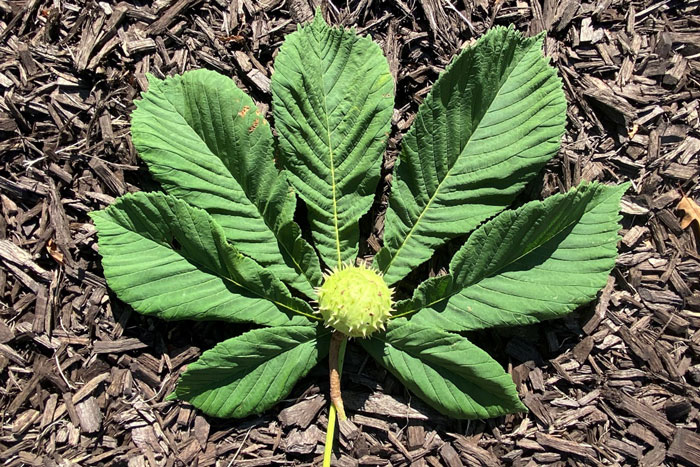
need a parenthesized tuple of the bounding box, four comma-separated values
(1, 0, 699, 465)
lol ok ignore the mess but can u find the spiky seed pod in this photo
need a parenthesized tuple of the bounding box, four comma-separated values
(316, 262, 393, 338)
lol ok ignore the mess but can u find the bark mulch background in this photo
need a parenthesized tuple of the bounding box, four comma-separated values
(1, 0, 700, 465)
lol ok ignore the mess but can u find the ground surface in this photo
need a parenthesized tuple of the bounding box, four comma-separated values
(1, 0, 700, 465)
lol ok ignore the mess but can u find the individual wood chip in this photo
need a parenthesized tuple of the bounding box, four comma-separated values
(88, 157, 126, 196)
(0, 239, 51, 281)
(528, 367, 546, 392)
(521, 393, 554, 426)
(357, 455, 388, 465)
(12, 409, 40, 434)
(75, 396, 102, 433)
(663, 163, 697, 180)
(278, 395, 326, 429)
(93, 338, 148, 354)
(177, 438, 202, 464)
(407, 425, 425, 450)
(17, 43, 38, 75)
(193, 415, 210, 448)
(641, 443, 666, 466)
(0, 340, 26, 367)
(247, 69, 270, 94)
(40, 393, 59, 429)
(99, 113, 115, 145)
(72, 372, 110, 404)
(127, 455, 148, 467)
(438, 443, 463, 467)
(343, 390, 430, 420)
(583, 80, 636, 124)
(48, 178, 75, 264)
(124, 39, 157, 55)
(535, 432, 597, 460)
(533, 452, 561, 463)
(132, 424, 165, 454)
(0, 321, 13, 344)
(285, 425, 324, 455)
(621, 225, 647, 247)
(233, 50, 252, 72)
(516, 437, 545, 451)
(352, 414, 389, 432)
(147, 0, 201, 34)
(572, 335, 595, 363)
(336, 454, 362, 466)
(668, 428, 700, 465)
(580, 17, 604, 43)
(627, 422, 660, 446)
(338, 418, 360, 449)
(7, 360, 47, 415)
(387, 430, 411, 461)
(607, 437, 643, 460)
(605, 389, 676, 439)
(451, 434, 500, 466)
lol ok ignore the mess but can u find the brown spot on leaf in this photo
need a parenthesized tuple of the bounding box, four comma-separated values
(238, 105, 250, 118)
(248, 118, 259, 132)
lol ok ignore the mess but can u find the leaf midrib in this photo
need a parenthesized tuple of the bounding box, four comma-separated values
(313, 28, 343, 267)
(381, 40, 535, 278)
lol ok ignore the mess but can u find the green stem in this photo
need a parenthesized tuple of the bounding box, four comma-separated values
(323, 333, 347, 467)
(323, 401, 338, 467)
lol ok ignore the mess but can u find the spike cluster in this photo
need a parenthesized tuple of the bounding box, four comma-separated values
(315, 262, 394, 338)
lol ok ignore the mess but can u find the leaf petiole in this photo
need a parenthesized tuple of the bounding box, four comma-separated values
(323, 332, 347, 466)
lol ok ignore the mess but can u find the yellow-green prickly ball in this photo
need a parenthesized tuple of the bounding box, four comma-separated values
(316, 262, 394, 338)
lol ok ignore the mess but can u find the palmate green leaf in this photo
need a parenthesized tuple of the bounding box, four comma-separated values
(91, 192, 316, 327)
(271, 13, 394, 267)
(396, 182, 627, 331)
(131, 70, 321, 296)
(360, 321, 525, 419)
(376, 26, 567, 285)
(172, 326, 331, 418)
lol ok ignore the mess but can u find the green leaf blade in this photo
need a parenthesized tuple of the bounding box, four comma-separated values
(377, 27, 567, 284)
(360, 322, 525, 419)
(400, 182, 628, 331)
(91, 192, 313, 327)
(131, 69, 321, 295)
(173, 326, 330, 418)
(271, 14, 394, 266)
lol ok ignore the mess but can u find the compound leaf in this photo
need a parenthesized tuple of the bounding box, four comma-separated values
(360, 321, 525, 419)
(132, 69, 320, 296)
(91, 192, 315, 327)
(271, 13, 394, 267)
(398, 182, 627, 331)
(377, 26, 566, 284)
(172, 326, 330, 418)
